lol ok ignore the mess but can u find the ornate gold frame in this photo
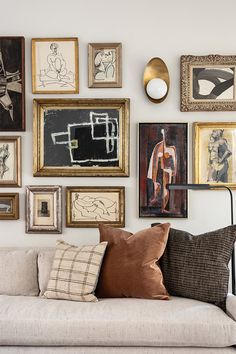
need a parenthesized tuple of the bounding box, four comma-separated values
(194, 122, 236, 188)
(66, 186, 125, 228)
(32, 37, 79, 94)
(0, 136, 21, 187)
(181, 55, 236, 111)
(33, 98, 130, 177)
(0, 193, 19, 220)
(88, 43, 122, 88)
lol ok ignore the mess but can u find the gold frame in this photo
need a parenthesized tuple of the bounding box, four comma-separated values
(88, 43, 122, 88)
(0, 136, 21, 187)
(32, 37, 79, 94)
(66, 186, 125, 228)
(26, 185, 62, 233)
(0, 193, 19, 220)
(33, 98, 130, 177)
(194, 122, 236, 188)
(181, 55, 236, 111)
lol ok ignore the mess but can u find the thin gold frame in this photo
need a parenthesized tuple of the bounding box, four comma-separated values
(194, 122, 236, 188)
(32, 37, 79, 94)
(0, 193, 19, 220)
(88, 43, 122, 88)
(33, 98, 130, 177)
(66, 186, 125, 228)
(0, 136, 21, 187)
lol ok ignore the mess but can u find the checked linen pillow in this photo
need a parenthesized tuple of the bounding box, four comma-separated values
(44, 240, 107, 302)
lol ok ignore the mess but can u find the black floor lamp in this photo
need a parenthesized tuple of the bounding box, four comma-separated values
(167, 183, 235, 295)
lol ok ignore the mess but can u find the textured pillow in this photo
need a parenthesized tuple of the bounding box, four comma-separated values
(38, 249, 55, 296)
(44, 240, 108, 302)
(160, 225, 236, 310)
(96, 223, 170, 299)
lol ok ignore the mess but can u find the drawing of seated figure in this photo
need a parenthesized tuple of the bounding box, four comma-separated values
(39, 43, 75, 87)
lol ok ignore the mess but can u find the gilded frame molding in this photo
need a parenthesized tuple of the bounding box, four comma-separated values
(0, 193, 19, 220)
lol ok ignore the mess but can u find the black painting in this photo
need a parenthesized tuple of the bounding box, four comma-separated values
(0, 37, 25, 131)
(44, 108, 119, 167)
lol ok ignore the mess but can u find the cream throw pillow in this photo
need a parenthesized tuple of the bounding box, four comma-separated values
(44, 240, 107, 302)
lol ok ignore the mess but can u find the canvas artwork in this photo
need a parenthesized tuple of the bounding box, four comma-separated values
(139, 123, 188, 218)
(0, 193, 19, 220)
(0, 37, 25, 130)
(32, 38, 79, 93)
(0, 136, 21, 187)
(194, 122, 236, 188)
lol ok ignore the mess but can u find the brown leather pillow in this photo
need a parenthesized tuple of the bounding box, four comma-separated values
(96, 223, 170, 299)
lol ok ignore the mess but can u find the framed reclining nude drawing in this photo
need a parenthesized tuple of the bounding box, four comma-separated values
(32, 38, 79, 94)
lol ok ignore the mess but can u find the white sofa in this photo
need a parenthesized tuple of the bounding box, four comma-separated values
(0, 247, 236, 354)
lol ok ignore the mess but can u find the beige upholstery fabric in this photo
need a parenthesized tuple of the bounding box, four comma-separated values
(0, 295, 235, 347)
(38, 249, 55, 295)
(44, 240, 107, 302)
(227, 294, 236, 321)
(0, 249, 38, 296)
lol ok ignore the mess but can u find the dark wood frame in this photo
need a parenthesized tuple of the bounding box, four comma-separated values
(0, 193, 19, 220)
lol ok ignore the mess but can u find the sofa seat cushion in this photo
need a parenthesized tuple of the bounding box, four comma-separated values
(0, 296, 236, 347)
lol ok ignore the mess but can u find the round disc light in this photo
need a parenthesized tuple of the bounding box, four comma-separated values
(146, 78, 168, 100)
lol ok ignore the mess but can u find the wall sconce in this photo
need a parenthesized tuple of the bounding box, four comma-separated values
(143, 57, 170, 103)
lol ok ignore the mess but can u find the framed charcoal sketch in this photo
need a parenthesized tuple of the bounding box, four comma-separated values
(0, 136, 21, 187)
(139, 123, 188, 218)
(66, 186, 125, 228)
(181, 55, 236, 111)
(88, 43, 122, 88)
(32, 38, 79, 94)
(0, 193, 19, 220)
(26, 185, 62, 233)
(0, 37, 25, 130)
(194, 122, 236, 188)
(33, 98, 130, 177)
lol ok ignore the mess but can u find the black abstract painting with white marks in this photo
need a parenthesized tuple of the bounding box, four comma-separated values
(0, 37, 25, 130)
(192, 67, 234, 100)
(44, 108, 119, 167)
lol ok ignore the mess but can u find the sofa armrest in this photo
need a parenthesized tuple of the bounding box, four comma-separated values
(226, 294, 236, 321)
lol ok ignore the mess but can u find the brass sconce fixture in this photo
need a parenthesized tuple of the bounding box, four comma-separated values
(143, 57, 170, 103)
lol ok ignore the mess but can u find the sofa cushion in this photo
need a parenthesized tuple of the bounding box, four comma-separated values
(0, 249, 39, 296)
(0, 295, 235, 347)
(38, 249, 55, 295)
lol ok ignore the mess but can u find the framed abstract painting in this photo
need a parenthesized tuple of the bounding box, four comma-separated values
(33, 98, 130, 177)
(139, 123, 188, 218)
(181, 55, 236, 111)
(0, 193, 19, 220)
(194, 122, 236, 188)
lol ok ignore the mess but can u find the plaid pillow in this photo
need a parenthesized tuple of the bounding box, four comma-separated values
(44, 240, 107, 302)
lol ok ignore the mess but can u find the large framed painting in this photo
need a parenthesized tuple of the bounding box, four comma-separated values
(194, 122, 236, 188)
(88, 43, 122, 88)
(26, 185, 62, 233)
(66, 186, 125, 228)
(181, 55, 236, 111)
(139, 123, 188, 218)
(0, 37, 25, 130)
(33, 98, 130, 177)
(32, 38, 79, 94)
(0, 193, 19, 220)
(0, 136, 21, 187)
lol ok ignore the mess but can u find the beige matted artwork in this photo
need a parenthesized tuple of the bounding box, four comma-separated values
(88, 43, 122, 88)
(194, 122, 236, 188)
(32, 38, 79, 94)
(26, 185, 62, 233)
(66, 186, 125, 228)
(181, 55, 236, 111)
(0, 136, 21, 187)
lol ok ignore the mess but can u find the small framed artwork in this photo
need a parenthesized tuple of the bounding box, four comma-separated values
(66, 186, 125, 228)
(181, 55, 236, 111)
(88, 43, 122, 88)
(194, 122, 236, 188)
(139, 123, 188, 218)
(0, 193, 19, 220)
(0, 136, 21, 187)
(32, 38, 79, 94)
(33, 98, 130, 177)
(0, 37, 25, 130)
(26, 185, 62, 233)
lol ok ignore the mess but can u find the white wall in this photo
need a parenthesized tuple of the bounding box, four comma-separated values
(0, 0, 236, 247)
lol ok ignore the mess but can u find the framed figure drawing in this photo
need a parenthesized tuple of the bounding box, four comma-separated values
(139, 123, 188, 218)
(32, 38, 79, 94)
(0, 37, 25, 130)
(0, 136, 21, 187)
(33, 98, 130, 177)
(88, 43, 122, 88)
(181, 55, 236, 111)
(66, 186, 125, 228)
(26, 185, 62, 233)
(0, 193, 19, 220)
(194, 122, 236, 188)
